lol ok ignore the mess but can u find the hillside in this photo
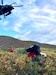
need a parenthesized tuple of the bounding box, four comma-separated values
(0, 48, 56, 75)
(0, 36, 56, 48)
(0, 36, 56, 75)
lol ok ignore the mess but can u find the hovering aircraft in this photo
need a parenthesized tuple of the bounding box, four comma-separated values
(0, 0, 23, 19)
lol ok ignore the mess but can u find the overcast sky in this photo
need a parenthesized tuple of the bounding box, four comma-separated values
(0, 0, 56, 45)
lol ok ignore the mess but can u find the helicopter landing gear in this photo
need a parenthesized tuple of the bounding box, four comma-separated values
(5, 11, 11, 16)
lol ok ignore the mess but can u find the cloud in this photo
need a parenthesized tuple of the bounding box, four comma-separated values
(13, 22, 23, 32)
(15, 31, 31, 40)
(12, 0, 56, 45)
(16, 27, 56, 45)
(0, 20, 9, 26)
(0, 0, 56, 45)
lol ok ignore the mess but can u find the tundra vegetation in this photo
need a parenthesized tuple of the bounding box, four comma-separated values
(0, 47, 56, 75)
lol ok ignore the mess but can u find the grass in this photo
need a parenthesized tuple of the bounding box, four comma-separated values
(0, 47, 56, 75)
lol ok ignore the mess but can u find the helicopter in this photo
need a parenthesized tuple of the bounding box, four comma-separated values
(0, 0, 23, 19)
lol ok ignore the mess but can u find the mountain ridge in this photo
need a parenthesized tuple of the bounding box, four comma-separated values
(0, 36, 56, 48)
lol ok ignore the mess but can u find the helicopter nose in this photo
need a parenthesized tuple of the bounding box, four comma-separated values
(9, 6, 14, 10)
(12, 7, 14, 9)
(11, 6, 14, 9)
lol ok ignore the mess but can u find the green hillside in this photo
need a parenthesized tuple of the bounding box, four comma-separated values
(0, 36, 56, 75)
(0, 47, 56, 75)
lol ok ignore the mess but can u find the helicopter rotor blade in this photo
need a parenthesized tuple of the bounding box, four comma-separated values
(13, 5, 23, 7)
(1, 0, 3, 5)
(10, 2, 16, 5)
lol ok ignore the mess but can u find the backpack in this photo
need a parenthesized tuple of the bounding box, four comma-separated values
(26, 45, 40, 55)
(33, 45, 40, 55)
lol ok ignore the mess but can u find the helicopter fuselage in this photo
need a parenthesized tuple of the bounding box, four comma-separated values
(0, 5, 14, 15)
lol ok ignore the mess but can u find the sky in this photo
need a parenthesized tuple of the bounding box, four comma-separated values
(0, 0, 56, 45)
